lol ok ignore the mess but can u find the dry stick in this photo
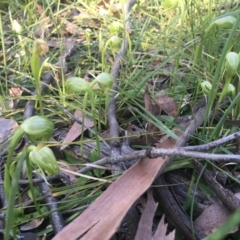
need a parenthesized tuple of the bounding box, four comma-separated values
(183, 131, 240, 151)
(156, 106, 207, 176)
(193, 160, 240, 212)
(108, 0, 137, 158)
(1, 78, 34, 95)
(0, 173, 71, 185)
(78, 131, 240, 174)
(149, 148, 240, 162)
(34, 173, 65, 233)
(154, 176, 206, 240)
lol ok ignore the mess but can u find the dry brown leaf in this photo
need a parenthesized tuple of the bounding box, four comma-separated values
(134, 189, 158, 240)
(54, 103, 206, 240)
(9, 86, 22, 97)
(144, 85, 161, 117)
(155, 129, 183, 148)
(0, 87, 22, 112)
(156, 93, 177, 117)
(53, 156, 166, 240)
(52, 127, 184, 240)
(124, 124, 146, 145)
(153, 215, 175, 240)
(0, 117, 18, 153)
(20, 218, 44, 231)
(98, 0, 122, 15)
(60, 110, 94, 150)
(9, 86, 23, 108)
(194, 193, 240, 235)
(63, 20, 78, 35)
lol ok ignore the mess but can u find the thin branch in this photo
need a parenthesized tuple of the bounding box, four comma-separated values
(108, 0, 137, 147)
(183, 131, 240, 151)
(78, 130, 240, 174)
(0, 172, 72, 185)
(35, 173, 65, 234)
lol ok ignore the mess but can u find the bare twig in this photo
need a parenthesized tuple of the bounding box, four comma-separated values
(0, 172, 71, 185)
(183, 131, 240, 151)
(0, 77, 34, 95)
(78, 100, 239, 175)
(108, 0, 136, 145)
(78, 150, 238, 173)
(79, 107, 240, 173)
(35, 173, 65, 234)
(154, 176, 206, 240)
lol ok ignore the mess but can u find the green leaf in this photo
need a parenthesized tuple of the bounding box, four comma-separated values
(90, 149, 105, 178)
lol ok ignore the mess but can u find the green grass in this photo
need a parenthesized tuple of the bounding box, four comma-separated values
(1, 0, 240, 239)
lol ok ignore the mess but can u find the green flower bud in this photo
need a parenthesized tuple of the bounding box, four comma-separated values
(96, 73, 114, 89)
(163, 0, 178, 9)
(29, 146, 59, 175)
(21, 116, 54, 142)
(213, 16, 236, 30)
(85, 28, 92, 40)
(66, 77, 90, 93)
(226, 83, 236, 97)
(225, 52, 240, 78)
(108, 21, 122, 34)
(201, 81, 212, 95)
(109, 35, 121, 49)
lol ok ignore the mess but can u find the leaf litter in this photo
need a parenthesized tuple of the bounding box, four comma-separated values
(2, 0, 240, 240)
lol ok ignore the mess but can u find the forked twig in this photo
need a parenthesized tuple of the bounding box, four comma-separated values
(78, 130, 240, 174)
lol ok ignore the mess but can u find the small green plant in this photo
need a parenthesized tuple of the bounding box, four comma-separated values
(195, 12, 240, 140)
(194, 15, 237, 65)
(30, 39, 49, 116)
(85, 28, 92, 58)
(92, 72, 114, 125)
(100, 21, 122, 71)
(163, 0, 179, 10)
(218, 52, 239, 102)
(4, 116, 59, 240)
(65, 73, 114, 158)
(200, 51, 239, 118)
